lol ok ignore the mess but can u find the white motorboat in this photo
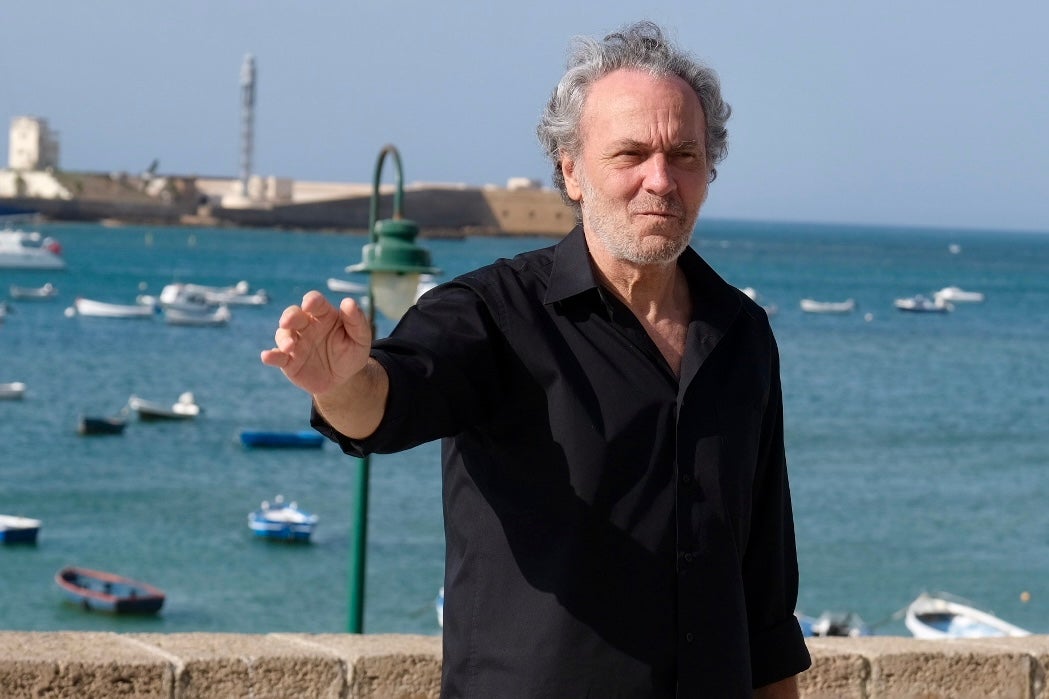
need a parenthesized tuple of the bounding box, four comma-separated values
(934, 286, 985, 303)
(163, 304, 231, 327)
(128, 392, 201, 421)
(894, 294, 952, 313)
(157, 283, 213, 312)
(800, 298, 856, 314)
(904, 592, 1030, 639)
(10, 282, 58, 300)
(0, 230, 66, 270)
(797, 610, 870, 637)
(186, 281, 269, 306)
(248, 495, 319, 542)
(326, 277, 369, 294)
(69, 297, 157, 318)
(0, 382, 27, 400)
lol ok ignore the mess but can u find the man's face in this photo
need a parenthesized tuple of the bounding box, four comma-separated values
(562, 69, 709, 266)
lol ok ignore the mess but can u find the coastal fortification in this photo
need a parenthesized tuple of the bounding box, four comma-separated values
(0, 169, 577, 237)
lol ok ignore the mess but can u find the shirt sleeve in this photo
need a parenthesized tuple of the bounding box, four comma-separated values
(312, 280, 507, 457)
(743, 335, 812, 687)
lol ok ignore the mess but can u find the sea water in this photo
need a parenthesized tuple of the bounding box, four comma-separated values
(0, 219, 1046, 637)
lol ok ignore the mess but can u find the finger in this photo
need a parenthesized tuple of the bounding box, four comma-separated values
(260, 348, 289, 368)
(300, 290, 333, 316)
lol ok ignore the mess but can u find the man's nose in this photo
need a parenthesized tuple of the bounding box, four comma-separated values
(642, 154, 675, 197)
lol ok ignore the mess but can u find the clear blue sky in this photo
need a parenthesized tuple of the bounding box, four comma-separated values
(4, 1, 1047, 233)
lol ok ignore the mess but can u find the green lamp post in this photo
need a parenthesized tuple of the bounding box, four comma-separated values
(344, 144, 439, 634)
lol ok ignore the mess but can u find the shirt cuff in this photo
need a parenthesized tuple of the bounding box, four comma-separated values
(750, 615, 812, 688)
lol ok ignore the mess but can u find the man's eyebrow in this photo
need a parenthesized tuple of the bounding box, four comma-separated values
(606, 139, 702, 152)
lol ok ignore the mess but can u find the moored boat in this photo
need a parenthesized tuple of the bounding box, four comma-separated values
(904, 591, 1030, 639)
(248, 495, 318, 542)
(894, 294, 952, 313)
(800, 298, 856, 314)
(77, 415, 128, 436)
(0, 381, 27, 400)
(55, 566, 165, 614)
(0, 515, 42, 544)
(326, 277, 369, 294)
(163, 304, 231, 327)
(10, 282, 58, 299)
(128, 392, 201, 421)
(239, 429, 324, 449)
(0, 230, 66, 270)
(796, 610, 871, 637)
(70, 297, 157, 319)
(933, 286, 985, 303)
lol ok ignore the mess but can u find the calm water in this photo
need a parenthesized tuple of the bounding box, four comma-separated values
(1, 219, 1047, 637)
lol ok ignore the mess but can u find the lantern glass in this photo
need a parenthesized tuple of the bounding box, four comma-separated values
(371, 271, 420, 320)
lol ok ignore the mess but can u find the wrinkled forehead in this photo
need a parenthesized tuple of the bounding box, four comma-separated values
(579, 69, 706, 148)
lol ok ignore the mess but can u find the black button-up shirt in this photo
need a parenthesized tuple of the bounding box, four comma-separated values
(314, 226, 811, 697)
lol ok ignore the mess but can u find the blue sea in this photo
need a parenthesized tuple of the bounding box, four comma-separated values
(1, 218, 1047, 637)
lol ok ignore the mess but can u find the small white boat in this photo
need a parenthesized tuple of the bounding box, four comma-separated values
(326, 277, 369, 294)
(800, 298, 856, 314)
(10, 282, 58, 300)
(70, 297, 157, 319)
(188, 281, 269, 306)
(128, 392, 201, 421)
(0, 514, 42, 544)
(163, 305, 231, 327)
(905, 592, 1030, 639)
(796, 610, 870, 637)
(894, 294, 953, 313)
(248, 495, 318, 542)
(933, 286, 985, 303)
(0, 230, 66, 270)
(0, 382, 27, 400)
(157, 283, 213, 312)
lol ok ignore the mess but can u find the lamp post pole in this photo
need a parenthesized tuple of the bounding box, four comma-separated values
(346, 145, 438, 634)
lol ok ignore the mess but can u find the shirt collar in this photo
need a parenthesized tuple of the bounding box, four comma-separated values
(544, 224, 742, 327)
(544, 225, 597, 305)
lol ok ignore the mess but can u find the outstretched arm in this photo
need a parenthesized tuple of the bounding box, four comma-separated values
(260, 290, 388, 439)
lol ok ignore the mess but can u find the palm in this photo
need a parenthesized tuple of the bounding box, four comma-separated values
(262, 292, 372, 395)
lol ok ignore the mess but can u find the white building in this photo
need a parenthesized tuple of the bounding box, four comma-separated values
(8, 116, 60, 171)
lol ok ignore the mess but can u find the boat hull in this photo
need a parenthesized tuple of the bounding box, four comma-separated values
(55, 566, 165, 614)
(248, 499, 318, 543)
(0, 515, 41, 544)
(239, 430, 324, 449)
(78, 416, 128, 435)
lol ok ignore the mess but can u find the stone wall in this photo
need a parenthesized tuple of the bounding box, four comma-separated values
(3, 632, 1049, 698)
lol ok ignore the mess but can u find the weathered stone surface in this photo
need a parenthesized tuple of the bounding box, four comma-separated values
(130, 632, 344, 699)
(969, 636, 1049, 699)
(800, 638, 870, 698)
(832, 636, 1032, 699)
(279, 633, 442, 699)
(0, 631, 172, 698)
(4, 631, 1049, 698)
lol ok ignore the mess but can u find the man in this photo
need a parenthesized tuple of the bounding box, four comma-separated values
(262, 20, 810, 698)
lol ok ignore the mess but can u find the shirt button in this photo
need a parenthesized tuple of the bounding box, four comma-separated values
(685, 632, 694, 643)
(683, 553, 694, 563)
(681, 473, 693, 485)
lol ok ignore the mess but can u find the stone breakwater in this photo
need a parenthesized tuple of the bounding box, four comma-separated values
(3, 632, 1049, 698)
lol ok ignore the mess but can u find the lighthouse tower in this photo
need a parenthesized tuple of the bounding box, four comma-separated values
(238, 54, 257, 198)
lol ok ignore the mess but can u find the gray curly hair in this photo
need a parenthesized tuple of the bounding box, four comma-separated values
(537, 20, 731, 215)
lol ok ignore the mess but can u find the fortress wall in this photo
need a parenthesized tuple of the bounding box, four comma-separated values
(3, 632, 1049, 698)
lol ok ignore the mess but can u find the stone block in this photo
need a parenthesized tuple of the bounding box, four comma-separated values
(800, 638, 870, 698)
(279, 633, 442, 699)
(130, 633, 343, 699)
(844, 636, 1031, 699)
(0, 631, 172, 698)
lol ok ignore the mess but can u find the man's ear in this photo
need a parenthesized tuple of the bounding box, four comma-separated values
(561, 152, 583, 202)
